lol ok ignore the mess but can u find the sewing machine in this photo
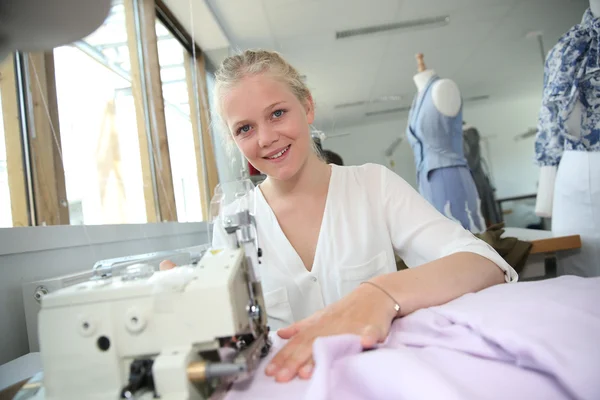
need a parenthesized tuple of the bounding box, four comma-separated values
(16, 180, 271, 400)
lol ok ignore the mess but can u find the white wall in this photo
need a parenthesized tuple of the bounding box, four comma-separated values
(323, 117, 417, 188)
(0, 222, 209, 365)
(462, 95, 542, 199)
(324, 93, 543, 200)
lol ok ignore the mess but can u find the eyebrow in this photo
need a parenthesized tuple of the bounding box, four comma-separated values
(264, 101, 286, 112)
(231, 118, 250, 131)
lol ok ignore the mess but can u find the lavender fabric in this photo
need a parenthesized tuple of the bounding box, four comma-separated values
(225, 276, 600, 400)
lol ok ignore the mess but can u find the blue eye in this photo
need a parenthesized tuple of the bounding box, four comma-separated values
(237, 124, 251, 135)
(272, 109, 285, 118)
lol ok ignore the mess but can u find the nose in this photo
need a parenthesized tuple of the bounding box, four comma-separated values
(257, 124, 279, 148)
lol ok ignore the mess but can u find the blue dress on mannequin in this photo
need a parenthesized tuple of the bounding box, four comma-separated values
(406, 75, 485, 233)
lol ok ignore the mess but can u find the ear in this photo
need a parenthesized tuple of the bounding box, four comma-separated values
(304, 94, 315, 125)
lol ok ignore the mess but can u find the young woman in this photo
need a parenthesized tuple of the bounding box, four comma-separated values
(165, 49, 517, 383)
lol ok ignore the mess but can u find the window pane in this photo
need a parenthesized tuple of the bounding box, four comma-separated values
(53, 1, 147, 225)
(205, 71, 244, 183)
(0, 87, 12, 227)
(156, 20, 202, 222)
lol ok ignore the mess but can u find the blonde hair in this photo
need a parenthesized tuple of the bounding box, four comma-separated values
(212, 49, 323, 158)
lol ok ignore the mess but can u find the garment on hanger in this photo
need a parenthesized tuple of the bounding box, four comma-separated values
(406, 75, 485, 233)
(463, 126, 502, 226)
(535, 8, 600, 277)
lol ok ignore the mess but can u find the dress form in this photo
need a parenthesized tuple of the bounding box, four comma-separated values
(406, 53, 485, 232)
(535, 0, 599, 217)
(413, 53, 462, 118)
(533, 1, 600, 277)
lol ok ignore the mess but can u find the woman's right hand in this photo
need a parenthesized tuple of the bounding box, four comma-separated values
(159, 260, 177, 271)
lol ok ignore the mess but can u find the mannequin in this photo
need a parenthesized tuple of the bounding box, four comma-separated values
(536, 1, 600, 216)
(534, 1, 600, 277)
(413, 54, 462, 118)
(406, 53, 486, 233)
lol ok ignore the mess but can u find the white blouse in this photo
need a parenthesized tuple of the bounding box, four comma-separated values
(214, 163, 518, 331)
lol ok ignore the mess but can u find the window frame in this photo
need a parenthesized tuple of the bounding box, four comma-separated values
(1, 55, 30, 227)
(1, 0, 220, 227)
(156, 0, 220, 218)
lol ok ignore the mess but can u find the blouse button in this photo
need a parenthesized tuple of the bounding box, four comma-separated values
(310, 276, 317, 282)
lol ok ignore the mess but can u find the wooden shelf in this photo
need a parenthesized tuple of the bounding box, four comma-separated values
(529, 235, 582, 255)
(503, 227, 581, 254)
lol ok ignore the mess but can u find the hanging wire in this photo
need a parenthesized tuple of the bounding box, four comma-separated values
(185, 0, 214, 246)
(26, 54, 98, 260)
(536, 34, 546, 66)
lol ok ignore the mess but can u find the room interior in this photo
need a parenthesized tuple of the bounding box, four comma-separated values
(0, 0, 597, 398)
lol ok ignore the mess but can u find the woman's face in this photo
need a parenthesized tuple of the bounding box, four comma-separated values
(221, 73, 315, 181)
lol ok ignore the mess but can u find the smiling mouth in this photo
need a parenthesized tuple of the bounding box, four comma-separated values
(264, 145, 291, 160)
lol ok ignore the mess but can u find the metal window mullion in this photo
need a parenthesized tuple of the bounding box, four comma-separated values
(14, 52, 36, 226)
(132, 0, 161, 223)
(189, 54, 211, 220)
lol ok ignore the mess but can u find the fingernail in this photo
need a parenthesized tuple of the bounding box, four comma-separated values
(276, 368, 291, 381)
(265, 364, 277, 375)
(301, 364, 313, 374)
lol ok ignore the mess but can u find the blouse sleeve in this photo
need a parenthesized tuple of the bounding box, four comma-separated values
(535, 52, 567, 167)
(378, 164, 518, 283)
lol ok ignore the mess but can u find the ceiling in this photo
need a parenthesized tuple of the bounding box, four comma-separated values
(166, 0, 589, 133)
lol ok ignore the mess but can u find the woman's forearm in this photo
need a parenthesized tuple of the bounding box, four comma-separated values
(369, 252, 506, 317)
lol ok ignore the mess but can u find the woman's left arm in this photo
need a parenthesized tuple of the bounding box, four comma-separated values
(369, 251, 505, 318)
(379, 165, 518, 285)
(374, 164, 517, 314)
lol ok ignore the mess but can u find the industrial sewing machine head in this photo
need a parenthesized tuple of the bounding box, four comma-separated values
(25, 179, 270, 400)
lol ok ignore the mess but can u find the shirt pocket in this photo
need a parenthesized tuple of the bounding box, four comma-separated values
(337, 251, 388, 298)
(263, 286, 294, 332)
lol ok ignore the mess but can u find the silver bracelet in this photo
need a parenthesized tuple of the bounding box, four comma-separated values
(361, 281, 401, 317)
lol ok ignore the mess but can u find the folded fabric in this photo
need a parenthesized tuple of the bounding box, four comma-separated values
(474, 222, 532, 274)
(225, 276, 600, 400)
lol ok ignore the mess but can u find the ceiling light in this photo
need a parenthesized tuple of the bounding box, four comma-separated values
(365, 106, 412, 117)
(336, 15, 450, 40)
(363, 95, 489, 117)
(374, 95, 402, 102)
(335, 95, 402, 109)
(464, 95, 490, 103)
(335, 100, 368, 109)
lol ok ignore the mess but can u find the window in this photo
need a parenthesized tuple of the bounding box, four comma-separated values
(155, 20, 202, 222)
(52, 1, 147, 225)
(0, 86, 11, 227)
(205, 71, 245, 183)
